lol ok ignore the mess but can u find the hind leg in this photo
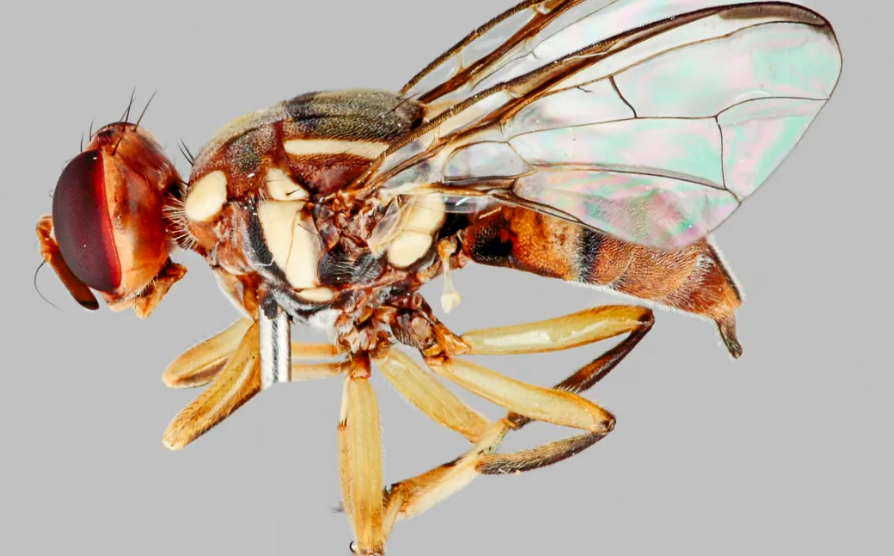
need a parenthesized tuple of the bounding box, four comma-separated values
(373, 305, 652, 542)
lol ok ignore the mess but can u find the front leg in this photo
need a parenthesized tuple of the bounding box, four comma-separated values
(162, 318, 254, 389)
(162, 317, 341, 389)
(162, 321, 261, 450)
(161, 314, 346, 449)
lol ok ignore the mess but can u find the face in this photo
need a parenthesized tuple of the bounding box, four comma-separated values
(49, 122, 182, 312)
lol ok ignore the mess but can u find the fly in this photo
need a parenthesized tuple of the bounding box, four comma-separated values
(36, 1, 842, 554)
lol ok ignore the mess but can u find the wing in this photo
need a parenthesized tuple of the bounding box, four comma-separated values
(353, 0, 841, 250)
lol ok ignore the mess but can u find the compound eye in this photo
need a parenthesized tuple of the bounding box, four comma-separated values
(52, 150, 122, 292)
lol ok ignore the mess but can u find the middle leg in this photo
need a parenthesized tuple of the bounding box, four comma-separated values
(337, 354, 385, 556)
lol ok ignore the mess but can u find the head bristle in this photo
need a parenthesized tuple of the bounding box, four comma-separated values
(134, 91, 157, 130)
(121, 88, 136, 123)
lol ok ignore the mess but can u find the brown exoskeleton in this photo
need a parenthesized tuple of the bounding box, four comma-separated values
(37, 121, 186, 317)
(36, 1, 841, 554)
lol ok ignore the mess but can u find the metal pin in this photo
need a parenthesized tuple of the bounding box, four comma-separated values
(259, 294, 291, 389)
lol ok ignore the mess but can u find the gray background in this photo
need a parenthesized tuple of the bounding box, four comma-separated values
(2, 0, 891, 554)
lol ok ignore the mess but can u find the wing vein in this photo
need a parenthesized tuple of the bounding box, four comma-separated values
(715, 117, 740, 202)
(566, 20, 831, 98)
(520, 164, 726, 190)
(608, 76, 637, 118)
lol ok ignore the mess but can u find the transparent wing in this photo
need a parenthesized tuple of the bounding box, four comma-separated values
(356, 0, 841, 250)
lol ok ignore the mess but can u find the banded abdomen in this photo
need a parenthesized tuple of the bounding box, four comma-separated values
(459, 206, 743, 356)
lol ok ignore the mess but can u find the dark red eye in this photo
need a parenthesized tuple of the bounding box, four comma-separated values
(52, 150, 122, 292)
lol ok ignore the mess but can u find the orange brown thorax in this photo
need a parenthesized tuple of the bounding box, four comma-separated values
(175, 90, 448, 348)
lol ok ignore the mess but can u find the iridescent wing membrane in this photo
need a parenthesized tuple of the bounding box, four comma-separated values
(355, 0, 841, 250)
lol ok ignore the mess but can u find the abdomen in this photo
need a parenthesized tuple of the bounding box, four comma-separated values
(459, 205, 741, 326)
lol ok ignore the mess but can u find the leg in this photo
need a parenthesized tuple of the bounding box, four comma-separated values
(379, 305, 652, 538)
(459, 305, 653, 356)
(162, 318, 341, 389)
(478, 316, 651, 474)
(162, 318, 253, 389)
(162, 322, 261, 450)
(419, 306, 653, 438)
(425, 357, 615, 434)
(290, 360, 350, 382)
(337, 355, 385, 556)
(371, 307, 650, 443)
(163, 322, 349, 450)
(373, 349, 489, 442)
(36, 215, 98, 310)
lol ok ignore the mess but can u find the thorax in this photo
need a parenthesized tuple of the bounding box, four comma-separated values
(171, 89, 465, 344)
